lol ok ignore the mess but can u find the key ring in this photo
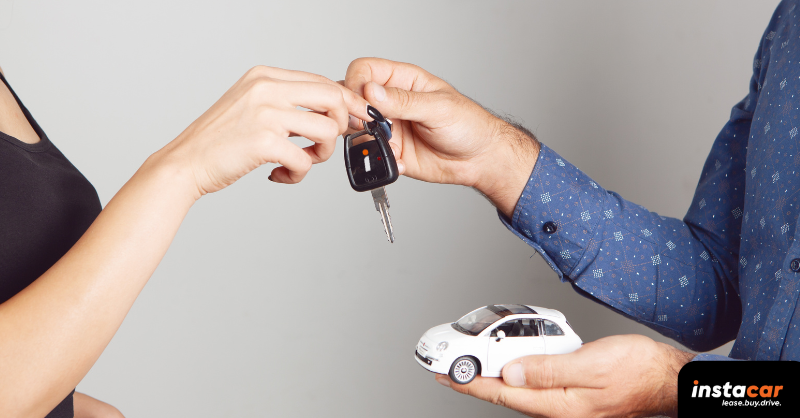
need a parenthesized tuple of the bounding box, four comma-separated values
(344, 105, 393, 147)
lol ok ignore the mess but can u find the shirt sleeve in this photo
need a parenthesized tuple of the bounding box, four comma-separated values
(691, 353, 741, 361)
(500, 92, 756, 351)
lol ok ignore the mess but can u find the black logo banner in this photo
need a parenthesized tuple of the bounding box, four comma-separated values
(678, 361, 800, 417)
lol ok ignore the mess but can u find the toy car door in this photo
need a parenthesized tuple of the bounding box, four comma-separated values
(486, 318, 545, 375)
(539, 319, 569, 354)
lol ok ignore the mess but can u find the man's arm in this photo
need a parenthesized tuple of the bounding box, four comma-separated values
(345, 57, 753, 350)
(343, 56, 756, 416)
(497, 129, 749, 350)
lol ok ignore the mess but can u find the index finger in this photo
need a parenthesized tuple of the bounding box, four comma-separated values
(438, 374, 568, 416)
(344, 57, 449, 97)
(251, 65, 371, 122)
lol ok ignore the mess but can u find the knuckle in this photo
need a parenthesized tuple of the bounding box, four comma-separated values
(345, 58, 373, 86)
(444, 92, 466, 111)
(309, 72, 330, 84)
(536, 359, 556, 388)
(347, 57, 370, 72)
(489, 391, 508, 407)
(249, 76, 275, 95)
(395, 88, 413, 110)
(246, 65, 270, 79)
(323, 117, 341, 138)
(300, 154, 313, 171)
(322, 83, 345, 104)
(332, 84, 346, 101)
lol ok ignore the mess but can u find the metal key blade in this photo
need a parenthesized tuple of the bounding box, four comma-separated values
(371, 187, 394, 243)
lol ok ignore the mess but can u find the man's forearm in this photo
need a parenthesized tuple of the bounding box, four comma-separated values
(654, 344, 696, 417)
(474, 120, 540, 218)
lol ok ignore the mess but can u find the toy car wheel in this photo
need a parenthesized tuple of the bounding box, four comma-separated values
(449, 356, 478, 384)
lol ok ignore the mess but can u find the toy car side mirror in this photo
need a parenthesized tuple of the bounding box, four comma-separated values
(495, 330, 506, 342)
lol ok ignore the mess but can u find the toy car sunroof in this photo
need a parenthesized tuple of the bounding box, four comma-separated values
(415, 305, 582, 384)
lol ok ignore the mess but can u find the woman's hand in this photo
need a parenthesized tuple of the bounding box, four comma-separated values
(154, 66, 369, 200)
(0, 66, 370, 418)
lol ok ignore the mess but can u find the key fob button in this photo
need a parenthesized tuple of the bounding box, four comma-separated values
(348, 141, 388, 187)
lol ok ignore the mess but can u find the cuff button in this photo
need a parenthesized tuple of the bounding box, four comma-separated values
(542, 221, 557, 234)
(791, 258, 800, 272)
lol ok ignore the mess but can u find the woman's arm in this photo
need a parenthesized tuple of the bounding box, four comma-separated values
(0, 66, 370, 418)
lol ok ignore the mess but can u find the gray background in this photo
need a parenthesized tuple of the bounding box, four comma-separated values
(0, 0, 781, 416)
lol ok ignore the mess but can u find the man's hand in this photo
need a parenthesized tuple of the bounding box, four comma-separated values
(344, 58, 539, 217)
(434, 335, 695, 418)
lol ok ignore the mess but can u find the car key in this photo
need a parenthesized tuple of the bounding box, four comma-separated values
(344, 105, 398, 242)
(371, 187, 393, 243)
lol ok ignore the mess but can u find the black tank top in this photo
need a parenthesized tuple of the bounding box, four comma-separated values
(0, 72, 102, 417)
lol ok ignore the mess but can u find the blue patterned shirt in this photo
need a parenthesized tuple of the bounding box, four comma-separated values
(501, 0, 800, 360)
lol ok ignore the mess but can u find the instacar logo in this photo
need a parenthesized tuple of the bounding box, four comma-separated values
(678, 361, 798, 417)
(692, 380, 783, 405)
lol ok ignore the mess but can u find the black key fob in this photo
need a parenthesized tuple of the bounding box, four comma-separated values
(344, 105, 399, 192)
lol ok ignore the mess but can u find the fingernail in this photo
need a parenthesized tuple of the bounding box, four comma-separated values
(371, 82, 386, 102)
(268, 175, 275, 182)
(349, 115, 361, 130)
(504, 362, 526, 387)
(435, 375, 451, 388)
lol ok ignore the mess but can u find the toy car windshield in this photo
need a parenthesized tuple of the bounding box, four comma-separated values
(452, 304, 537, 336)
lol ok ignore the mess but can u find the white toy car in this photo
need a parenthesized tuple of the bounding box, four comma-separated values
(415, 304, 582, 384)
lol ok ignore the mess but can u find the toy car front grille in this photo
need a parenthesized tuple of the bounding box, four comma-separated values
(415, 350, 432, 365)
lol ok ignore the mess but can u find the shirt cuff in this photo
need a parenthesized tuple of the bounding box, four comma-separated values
(498, 143, 609, 282)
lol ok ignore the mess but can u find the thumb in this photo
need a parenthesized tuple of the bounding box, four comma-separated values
(502, 351, 601, 389)
(364, 81, 442, 124)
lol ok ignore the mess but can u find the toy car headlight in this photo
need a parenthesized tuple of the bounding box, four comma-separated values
(436, 341, 448, 352)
